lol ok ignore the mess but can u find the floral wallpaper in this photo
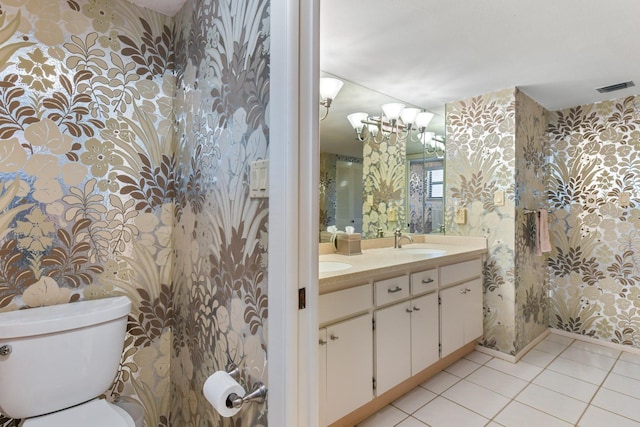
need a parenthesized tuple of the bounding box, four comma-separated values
(548, 95, 640, 349)
(446, 88, 549, 355)
(171, 0, 270, 426)
(513, 89, 550, 352)
(362, 137, 406, 238)
(0, 1, 174, 425)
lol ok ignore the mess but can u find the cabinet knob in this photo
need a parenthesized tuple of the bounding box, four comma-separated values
(388, 286, 403, 294)
(406, 308, 413, 313)
(413, 306, 421, 311)
(319, 339, 327, 345)
(422, 278, 434, 284)
(330, 334, 339, 341)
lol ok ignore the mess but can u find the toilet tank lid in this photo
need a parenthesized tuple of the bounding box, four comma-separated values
(0, 296, 131, 339)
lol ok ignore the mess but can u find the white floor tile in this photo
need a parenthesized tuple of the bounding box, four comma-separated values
(485, 358, 543, 381)
(560, 346, 617, 370)
(396, 416, 428, 427)
(516, 383, 588, 424)
(619, 351, 640, 366)
(613, 359, 640, 381)
(392, 386, 437, 414)
(494, 401, 573, 427)
(547, 357, 609, 384)
(535, 339, 569, 355)
(412, 396, 489, 427)
(444, 358, 481, 378)
(578, 405, 640, 427)
(569, 340, 621, 359)
(486, 423, 506, 427)
(546, 333, 575, 346)
(442, 379, 510, 418)
(521, 348, 557, 368)
(465, 366, 528, 398)
(357, 405, 408, 427)
(464, 350, 493, 365)
(420, 371, 460, 394)
(592, 388, 640, 421)
(602, 373, 640, 400)
(532, 369, 599, 402)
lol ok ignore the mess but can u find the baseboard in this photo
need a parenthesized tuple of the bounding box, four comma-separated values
(549, 328, 640, 356)
(475, 328, 550, 363)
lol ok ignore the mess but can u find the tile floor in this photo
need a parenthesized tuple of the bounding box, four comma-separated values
(357, 333, 640, 427)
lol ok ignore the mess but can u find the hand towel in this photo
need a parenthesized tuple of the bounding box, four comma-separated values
(538, 209, 552, 254)
(534, 212, 541, 256)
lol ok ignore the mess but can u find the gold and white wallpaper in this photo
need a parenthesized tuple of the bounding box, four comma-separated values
(446, 88, 550, 356)
(548, 95, 640, 348)
(171, 0, 269, 425)
(0, 1, 174, 425)
(362, 137, 406, 238)
(0, 0, 270, 426)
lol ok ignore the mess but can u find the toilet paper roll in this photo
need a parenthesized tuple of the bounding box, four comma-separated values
(203, 371, 246, 417)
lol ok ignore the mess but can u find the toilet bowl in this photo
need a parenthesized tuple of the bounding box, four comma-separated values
(22, 399, 134, 427)
(0, 296, 135, 426)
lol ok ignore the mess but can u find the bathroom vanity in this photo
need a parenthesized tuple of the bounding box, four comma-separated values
(318, 236, 487, 427)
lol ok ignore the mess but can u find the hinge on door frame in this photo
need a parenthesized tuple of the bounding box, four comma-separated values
(372, 377, 376, 390)
(298, 287, 306, 310)
(372, 317, 376, 331)
(438, 296, 441, 305)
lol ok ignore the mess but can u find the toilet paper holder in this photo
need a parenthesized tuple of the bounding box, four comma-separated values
(225, 365, 268, 408)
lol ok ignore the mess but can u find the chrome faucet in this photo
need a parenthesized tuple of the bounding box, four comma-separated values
(394, 228, 413, 249)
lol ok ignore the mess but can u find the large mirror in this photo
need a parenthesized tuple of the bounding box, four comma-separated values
(319, 74, 446, 241)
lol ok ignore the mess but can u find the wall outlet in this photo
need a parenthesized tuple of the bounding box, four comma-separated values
(494, 190, 505, 206)
(619, 191, 631, 207)
(454, 207, 467, 224)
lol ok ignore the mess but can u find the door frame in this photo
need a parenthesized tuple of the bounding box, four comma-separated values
(268, 0, 319, 425)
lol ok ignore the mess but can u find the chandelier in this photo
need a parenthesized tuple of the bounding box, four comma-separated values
(347, 103, 435, 145)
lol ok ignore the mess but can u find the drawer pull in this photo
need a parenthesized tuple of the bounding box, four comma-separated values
(413, 306, 421, 311)
(330, 334, 339, 341)
(421, 278, 434, 284)
(406, 308, 413, 313)
(388, 286, 403, 294)
(319, 339, 327, 345)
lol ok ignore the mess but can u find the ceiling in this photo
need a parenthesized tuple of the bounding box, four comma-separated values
(320, 0, 640, 156)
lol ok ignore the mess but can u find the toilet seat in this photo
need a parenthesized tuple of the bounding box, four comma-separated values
(22, 399, 135, 427)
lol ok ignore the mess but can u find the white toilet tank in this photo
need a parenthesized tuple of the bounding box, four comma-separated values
(0, 296, 131, 420)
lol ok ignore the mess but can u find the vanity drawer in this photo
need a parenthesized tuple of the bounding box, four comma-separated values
(319, 283, 372, 325)
(410, 268, 438, 295)
(375, 275, 410, 306)
(440, 258, 482, 287)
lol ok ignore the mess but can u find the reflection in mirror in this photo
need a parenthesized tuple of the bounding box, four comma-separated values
(319, 75, 445, 241)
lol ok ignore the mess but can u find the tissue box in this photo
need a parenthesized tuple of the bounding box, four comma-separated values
(336, 233, 362, 255)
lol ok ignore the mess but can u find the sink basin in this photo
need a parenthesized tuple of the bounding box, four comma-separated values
(319, 261, 352, 273)
(399, 248, 447, 256)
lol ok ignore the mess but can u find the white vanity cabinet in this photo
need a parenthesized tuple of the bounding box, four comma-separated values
(374, 275, 439, 395)
(320, 314, 373, 425)
(439, 259, 483, 357)
(319, 284, 373, 426)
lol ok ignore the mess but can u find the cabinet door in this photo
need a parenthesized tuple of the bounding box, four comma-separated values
(462, 278, 483, 343)
(319, 329, 327, 427)
(410, 293, 439, 374)
(440, 284, 465, 358)
(326, 314, 373, 425)
(375, 301, 411, 395)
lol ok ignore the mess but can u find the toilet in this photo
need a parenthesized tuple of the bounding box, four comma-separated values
(0, 296, 135, 426)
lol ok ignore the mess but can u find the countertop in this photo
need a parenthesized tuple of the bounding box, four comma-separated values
(319, 235, 487, 294)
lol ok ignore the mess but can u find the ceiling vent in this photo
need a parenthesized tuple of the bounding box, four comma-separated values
(596, 81, 635, 93)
